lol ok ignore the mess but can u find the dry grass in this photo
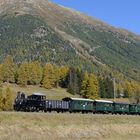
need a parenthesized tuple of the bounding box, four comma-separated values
(0, 112, 140, 140)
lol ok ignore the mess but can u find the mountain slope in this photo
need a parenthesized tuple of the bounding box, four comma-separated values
(0, 0, 140, 81)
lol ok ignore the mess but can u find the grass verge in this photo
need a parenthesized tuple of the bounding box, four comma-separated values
(0, 112, 140, 140)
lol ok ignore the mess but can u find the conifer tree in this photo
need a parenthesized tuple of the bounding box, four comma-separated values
(59, 66, 69, 88)
(123, 89, 129, 98)
(2, 56, 16, 83)
(133, 85, 140, 104)
(17, 62, 29, 86)
(68, 68, 82, 94)
(0, 87, 14, 111)
(105, 77, 114, 98)
(18, 61, 42, 86)
(124, 81, 133, 98)
(2, 87, 14, 111)
(0, 89, 3, 110)
(86, 73, 99, 99)
(98, 76, 106, 98)
(99, 76, 114, 98)
(28, 61, 42, 85)
(53, 65, 60, 88)
(80, 73, 99, 99)
(42, 64, 56, 89)
(80, 72, 89, 98)
(0, 64, 3, 84)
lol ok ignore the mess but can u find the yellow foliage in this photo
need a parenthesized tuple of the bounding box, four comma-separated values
(0, 87, 15, 111)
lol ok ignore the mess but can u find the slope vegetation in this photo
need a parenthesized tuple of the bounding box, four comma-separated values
(0, 0, 139, 81)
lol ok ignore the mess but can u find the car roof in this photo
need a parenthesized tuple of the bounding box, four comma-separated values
(32, 93, 45, 96)
(63, 97, 94, 102)
(114, 102, 129, 105)
(95, 100, 113, 103)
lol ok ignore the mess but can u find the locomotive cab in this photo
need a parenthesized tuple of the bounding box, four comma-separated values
(26, 93, 46, 112)
(27, 93, 46, 101)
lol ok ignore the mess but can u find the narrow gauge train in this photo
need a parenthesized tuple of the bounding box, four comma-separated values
(13, 92, 140, 115)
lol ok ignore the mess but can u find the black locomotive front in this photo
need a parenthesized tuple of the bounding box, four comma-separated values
(14, 92, 46, 112)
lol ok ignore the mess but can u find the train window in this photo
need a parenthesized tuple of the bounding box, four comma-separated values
(115, 104, 120, 108)
(105, 103, 112, 107)
(125, 105, 129, 108)
(88, 102, 92, 106)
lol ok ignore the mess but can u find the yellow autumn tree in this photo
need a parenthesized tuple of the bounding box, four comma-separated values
(0, 89, 3, 110)
(124, 81, 133, 98)
(18, 61, 42, 86)
(0, 87, 14, 111)
(28, 61, 42, 85)
(80, 72, 89, 98)
(59, 66, 69, 87)
(130, 82, 140, 104)
(42, 64, 56, 89)
(2, 55, 16, 83)
(87, 73, 99, 99)
(0, 64, 3, 84)
(80, 72, 99, 99)
(17, 62, 30, 86)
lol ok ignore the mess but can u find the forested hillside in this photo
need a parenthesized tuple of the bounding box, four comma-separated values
(0, 0, 139, 83)
(0, 14, 94, 72)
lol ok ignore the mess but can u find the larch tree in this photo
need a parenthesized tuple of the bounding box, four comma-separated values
(2, 87, 14, 111)
(59, 66, 69, 88)
(0, 87, 14, 111)
(80, 72, 89, 98)
(2, 56, 16, 83)
(17, 62, 30, 86)
(28, 61, 42, 85)
(18, 61, 42, 86)
(0, 89, 3, 110)
(80, 73, 99, 99)
(0, 64, 3, 84)
(124, 81, 133, 98)
(42, 63, 56, 89)
(128, 81, 140, 104)
(53, 65, 60, 88)
(86, 73, 99, 99)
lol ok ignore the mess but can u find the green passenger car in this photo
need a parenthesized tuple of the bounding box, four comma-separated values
(63, 97, 94, 113)
(94, 100, 113, 113)
(113, 102, 129, 114)
(129, 104, 140, 115)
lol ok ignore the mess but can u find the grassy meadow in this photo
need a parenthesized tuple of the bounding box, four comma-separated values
(0, 112, 140, 140)
(2, 83, 129, 102)
(2, 83, 80, 100)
